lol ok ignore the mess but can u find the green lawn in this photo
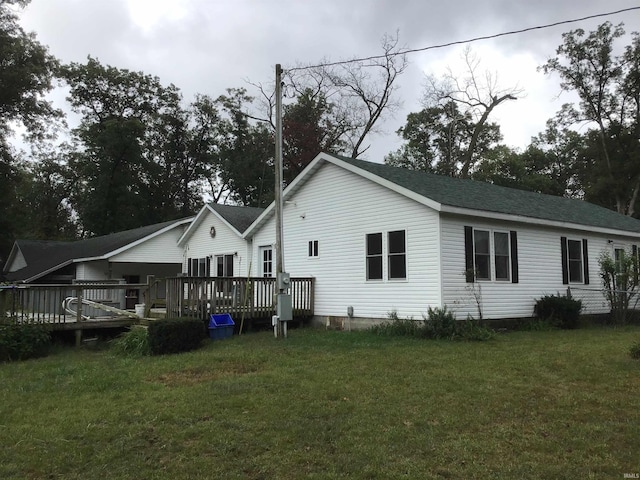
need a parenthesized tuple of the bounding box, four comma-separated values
(1, 327, 639, 479)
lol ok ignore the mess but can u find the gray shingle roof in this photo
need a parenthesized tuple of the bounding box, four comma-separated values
(209, 203, 265, 233)
(332, 155, 640, 234)
(4, 218, 191, 282)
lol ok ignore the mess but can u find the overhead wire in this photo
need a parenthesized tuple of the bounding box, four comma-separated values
(286, 6, 640, 72)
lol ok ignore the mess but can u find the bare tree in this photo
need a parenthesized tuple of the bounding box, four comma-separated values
(424, 46, 523, 177)
(286, 32, 408, 158)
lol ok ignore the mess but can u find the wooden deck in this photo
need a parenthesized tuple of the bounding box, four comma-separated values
(1, 276, 315, 333)
(165, 276, 314, 321)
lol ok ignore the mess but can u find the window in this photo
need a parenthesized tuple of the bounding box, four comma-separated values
(388, 230, 406, 279)
(187, 257, 210, 277)
(473, 230, 491, 280)
(615, 247, 625, 273)
(366, 233, 383, 280)
(260, 247, 273, 277)
(215, 254, 234, 277)
(465, 227, 518, 283)
(308, 240, 319, 257)
(567, 239, 583, 283)
(560, 237, 589, 285)
(494, 232, 510, 281)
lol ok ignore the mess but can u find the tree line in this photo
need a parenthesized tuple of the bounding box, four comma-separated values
(1, 0, 638, 266)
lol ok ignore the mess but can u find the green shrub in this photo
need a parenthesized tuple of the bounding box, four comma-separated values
(370, 311, 424, 337)
(147, 318, 205, 355)
(370, 308, 494, 342)
(424, 306, 458, 340)
(111, 326, 151, 357)
(534, 294, 582, 329)
(630, 342, 640, 360)
(0, 323, 51, 362)
(456, 316, 496, 341)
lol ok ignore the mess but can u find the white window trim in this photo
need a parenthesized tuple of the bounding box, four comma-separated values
(365, 230, 408, 282)
(566, 238, 584, 284)
(472, 228, 511, 282)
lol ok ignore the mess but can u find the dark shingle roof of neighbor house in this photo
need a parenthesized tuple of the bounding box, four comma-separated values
(209, 203, 265, 233)
(4, 218, 191, 282)
(331, 155, 640, 234)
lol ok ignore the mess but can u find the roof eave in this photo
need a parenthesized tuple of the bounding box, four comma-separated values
(102, 217, 194, 258)
(441, 205, 640, 237)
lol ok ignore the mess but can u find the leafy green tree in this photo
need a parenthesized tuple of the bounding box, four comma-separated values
(541, 22, 640, 215)
(0, 0, 61, 263)
(18, 150, 76, 240)
(283, 88, 345, 183)
(385, 101, 502, 176)
(599, 250, 640, 325)
(60, 57, 204, 235)
(212, 88, 274, 207)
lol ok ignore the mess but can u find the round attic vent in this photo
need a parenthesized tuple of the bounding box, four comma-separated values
(209, 226, 216, 238)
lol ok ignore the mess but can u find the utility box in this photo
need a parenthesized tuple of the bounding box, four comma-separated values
(277, 293, 293, 321)
(277, 272, 291, 291)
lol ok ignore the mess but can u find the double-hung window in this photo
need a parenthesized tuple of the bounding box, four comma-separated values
(366, 233, 383, 280)
(366, 230, 407, 281)
(560, 237, 589, 285)
(493, 232, 511, 281)
(388, 230, 406, 280)
(465, 226, 518, 283)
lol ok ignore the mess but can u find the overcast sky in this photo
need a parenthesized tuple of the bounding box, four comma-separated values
(16, 0, 640, 162)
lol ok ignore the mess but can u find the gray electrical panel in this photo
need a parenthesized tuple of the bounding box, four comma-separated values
(277, 293, 293, 321)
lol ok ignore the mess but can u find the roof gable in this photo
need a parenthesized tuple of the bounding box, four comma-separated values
(178, 203, 264, 246)
(4, 218, 193, 283)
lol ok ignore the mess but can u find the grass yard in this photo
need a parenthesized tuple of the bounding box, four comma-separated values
(1, 326, 639, 479)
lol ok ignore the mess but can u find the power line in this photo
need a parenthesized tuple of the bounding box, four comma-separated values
(287, 6, 640, 72)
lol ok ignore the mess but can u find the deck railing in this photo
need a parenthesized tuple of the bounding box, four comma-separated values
(165, 276, 314, 320)
(0, 281, 151, 325)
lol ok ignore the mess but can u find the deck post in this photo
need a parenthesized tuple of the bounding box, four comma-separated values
(75, 288, 83, 347)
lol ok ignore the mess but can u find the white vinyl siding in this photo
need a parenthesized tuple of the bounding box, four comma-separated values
(181, 209, 251, 277)
(250, 162, 441, 319)
(441, 214, 638, 320)
(110, 227, 186, 263)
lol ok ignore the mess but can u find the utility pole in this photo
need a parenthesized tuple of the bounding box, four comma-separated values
(274, 64, 291, 337)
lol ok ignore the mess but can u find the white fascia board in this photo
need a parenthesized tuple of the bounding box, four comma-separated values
(100, 217, 194, 259)
(243, 153, 329, 239)
(177, 206, 210, 246)
(441, 205, 640, 238)
(2, 243, 21, 273)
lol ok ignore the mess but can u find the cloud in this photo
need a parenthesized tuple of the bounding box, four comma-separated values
(15, 0, 640, 161)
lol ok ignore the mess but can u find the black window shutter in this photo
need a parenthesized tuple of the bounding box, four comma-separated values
(510, 231, 519, 284)
(187, 258, 192, 276)
(206, 257, 211, 277)
(464, 226, 474, 282)
(633, 245, 639, 283)
(560, 237, 569, 285)
(582, 239, 589, 285)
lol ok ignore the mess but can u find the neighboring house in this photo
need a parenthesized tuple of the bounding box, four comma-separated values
(177, 203, 265, 277)
(244, 152, 640, 326)
(3, 218, 193, 307)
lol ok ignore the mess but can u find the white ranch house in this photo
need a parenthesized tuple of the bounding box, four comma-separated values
(240, 152, 640, 327)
